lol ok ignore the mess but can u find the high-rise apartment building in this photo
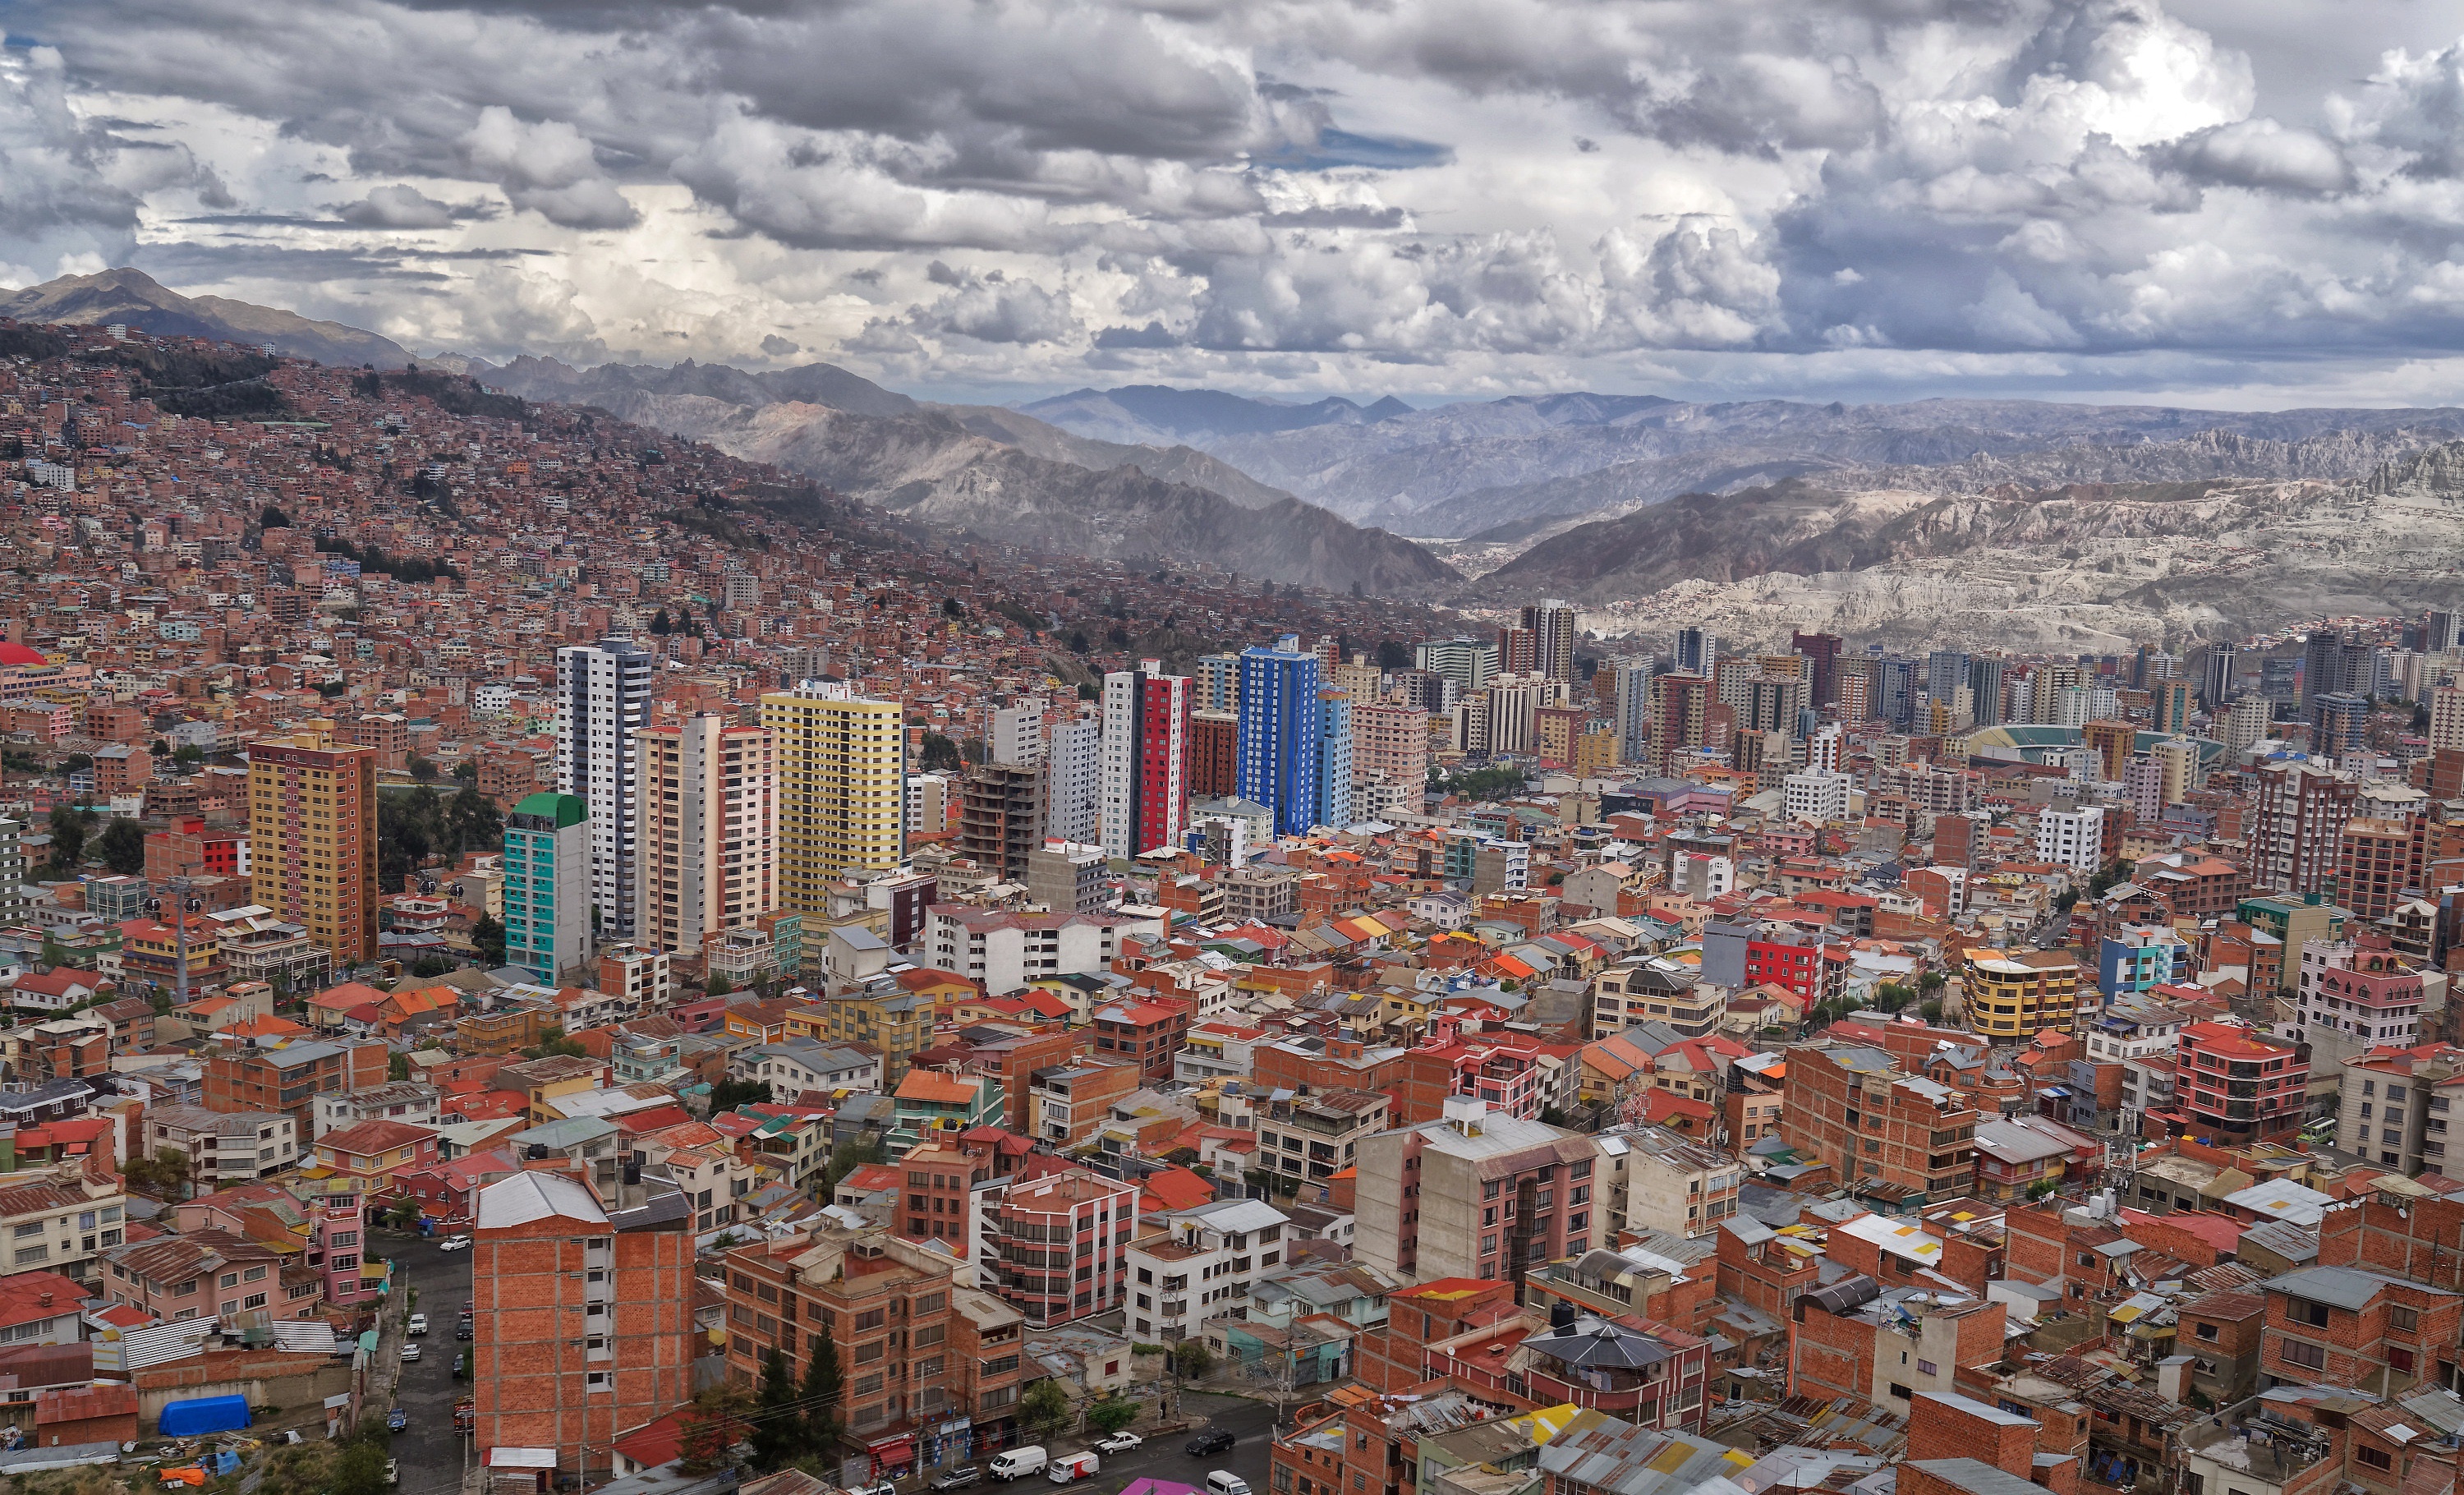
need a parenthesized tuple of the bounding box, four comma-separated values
(554, 635, 654, 941)
(1317, 689, 1354, 828)
(470, 1166, 699, 1484)
(1354, 1099, 1601, 1295)
(1187, 711, 1238, 798)
(503, 792, 590, 985)
(1239, 639, 1322, 835)
(2312, 692, 2371, 759)
(2034, 803, 2105, 873)
(1791, 630, 1843, 706)
(248, 729, 379, 964)
(632, 715, 777, 961)
(1674, 628, 1719, 676)
(2430, 685, 2464, 752)
(1614, 663, 1653, 765)
(1416, 637, 1498, 693)
(2152, 678, 2194, 735)
(1193, 653, 1242, 715)
(1966, 657, 2006, 728)
(2251, 760, 2357, 894)
(960, 761, 1045, 877)
(1046, 717, 1100, 844)
(1101, 663, 1193, 859)
(1354, 701, 1430, 808)
(762, 680, 906, 911)
(2198, 640, 2239, 707)
(0, 816, 25, 928)
(1520, 602, 1577, 683)
(1651, 674, 1712, 772)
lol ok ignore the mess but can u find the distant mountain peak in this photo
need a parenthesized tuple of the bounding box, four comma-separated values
(0, 264, 413, 368)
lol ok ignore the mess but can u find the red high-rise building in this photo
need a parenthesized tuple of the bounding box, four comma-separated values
(1101, 664, 1192, 859)
(1186, 710, 1238, 798)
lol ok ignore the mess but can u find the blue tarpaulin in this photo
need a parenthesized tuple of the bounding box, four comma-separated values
(158, 1396, 251, 1438)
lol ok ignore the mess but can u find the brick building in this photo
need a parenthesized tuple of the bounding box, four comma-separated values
(969, 1164, 1139, 1327)
(1778, 1044, 1977, 1202)
(2259, 1263, 2462, 1394)
(201, 1039, 388, 1133)
(470, 1166, 700, 1484)
(721, 1221, 1027, 1474)
(1354, 1098, 1603, 1294)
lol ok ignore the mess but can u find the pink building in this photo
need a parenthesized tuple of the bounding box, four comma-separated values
(972, 1164, 1139, 1328)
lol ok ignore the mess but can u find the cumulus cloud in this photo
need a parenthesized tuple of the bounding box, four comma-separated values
(339, 182, 457, 227)
(461, 105, 637, 229)
(0, 0, 2461, 389)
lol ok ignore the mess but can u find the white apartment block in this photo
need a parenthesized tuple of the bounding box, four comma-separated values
(553, 634, 654, 940)
(2034, 804, 2104, 873)
(1782, 769, 1851, 825)
(632, 715, 778, 959)
(1125, 1198, 1290, 1344)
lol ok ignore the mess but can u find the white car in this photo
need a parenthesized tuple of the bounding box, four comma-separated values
(1093, 1434, 1142, 1455)
(407, 1313, 429, 1336)
(402, 1343, 421, 1362)
(438, 1235, 471, 1251)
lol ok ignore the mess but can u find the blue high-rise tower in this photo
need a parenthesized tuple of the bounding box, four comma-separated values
(1238, 638, 1322, 835)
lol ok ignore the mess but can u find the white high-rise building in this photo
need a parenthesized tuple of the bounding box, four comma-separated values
(554, 634, 654, 941)
(1101, 663, 1193, 860)
(631, 714, 778, 960)
(2034, 804, 2105, 874)
(1047, 717, 1101, 845)
(1782, 769, 1852, 825)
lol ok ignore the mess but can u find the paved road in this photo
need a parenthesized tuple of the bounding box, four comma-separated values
(1037, 1395, 1279, 1495)
(384, 1235, 476, 1495)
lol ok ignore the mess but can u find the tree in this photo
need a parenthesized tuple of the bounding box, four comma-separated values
(451, 759, 478, 784)
(94, 818, 146, 876)
(800, 1334, 846, 1460)
(471, 913, 506, 968)
(678, 1385, 754, 1474)
(333, 1438, 391, 1495)
(1020, 1379, 1071, 1439)
(388, 1051, 411, 1082)
(1172, 1339, 1215, 1379)
(706, 973, 733, 997)
(408, 753, 439, 784)
(821, 1134, 887, 1195)
(1087, 1398, 1139, 1435)
(47, 805, 94, 867)
(259, 504, 291, 530)
(920, 733, 962, 772)
(650, 607, 673, 636)
(172, 743, 205, 765)
(748, 1346, 806, 1471)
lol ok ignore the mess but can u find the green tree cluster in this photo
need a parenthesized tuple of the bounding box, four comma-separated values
(379, 784, 503, 888)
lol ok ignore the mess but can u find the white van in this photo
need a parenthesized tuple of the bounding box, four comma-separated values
(1207, 1474, 1252, 1495)
(1047, 1452, 1100, 1484)
(989, 1447, 1048, 1482)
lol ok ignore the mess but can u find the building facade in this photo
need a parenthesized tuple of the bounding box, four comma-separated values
(554, 635, 654, 941)
(632, 715, 778, 962)
(247, 730, 379, 964)
(503, 792, 590, 985)
(761, 680, 907, 913)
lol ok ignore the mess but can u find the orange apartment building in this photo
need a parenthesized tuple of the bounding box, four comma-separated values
(471, 1166, 699, 1484)
(721, 1222, 1029, 1474)
(248, 730, 380, 964)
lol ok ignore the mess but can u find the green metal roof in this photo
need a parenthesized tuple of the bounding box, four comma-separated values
(511, 791, 588, 827)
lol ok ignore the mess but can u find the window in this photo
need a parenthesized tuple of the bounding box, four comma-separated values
(854, 1308, 885, 1331)
(2281, 1340, 2325, 1370)
(2392, 1305, 2420, 1332)
(2358, 1449, 2393, 1472)
(2195, 1322, 2218, 1341)
(2288, 1300, 2330, 1328)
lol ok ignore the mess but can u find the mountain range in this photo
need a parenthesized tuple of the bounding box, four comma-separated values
(14, 266, 2464, 643)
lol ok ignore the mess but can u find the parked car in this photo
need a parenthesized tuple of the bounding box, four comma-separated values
(1184, 1432, 1236, 1458)
(1094, 1434, 1142, 1455)
(387, 1410, 408, 1433)
(989, 1447, 1048, 1481)
(407, 1314, 428, 1336)
(401, 1343, 421, 1362)
(1046, 1452, 1099, 1485)
(438, 1235, 471, 1251)
(1207, 1474, 1251, 1495)
(456, 1322, 473, 1341)
(930, 1470, 981, 1492)
(848, 1482, 897, 1495)
(386, 1461, 399, 1485)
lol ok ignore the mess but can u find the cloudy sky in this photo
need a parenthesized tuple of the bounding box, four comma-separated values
(7, 0, 2464, 407)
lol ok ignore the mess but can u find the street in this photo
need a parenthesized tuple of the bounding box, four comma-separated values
(384, 1235, 476, 1495)
(1050, 1393, 1279, 1495)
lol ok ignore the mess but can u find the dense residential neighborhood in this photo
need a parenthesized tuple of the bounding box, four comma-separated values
(6, 319, 2464, 1495)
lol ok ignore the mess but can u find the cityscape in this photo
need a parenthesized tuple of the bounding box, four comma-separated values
(1, 311, 2462, 1495)
(14, 1, 2464, 1495)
